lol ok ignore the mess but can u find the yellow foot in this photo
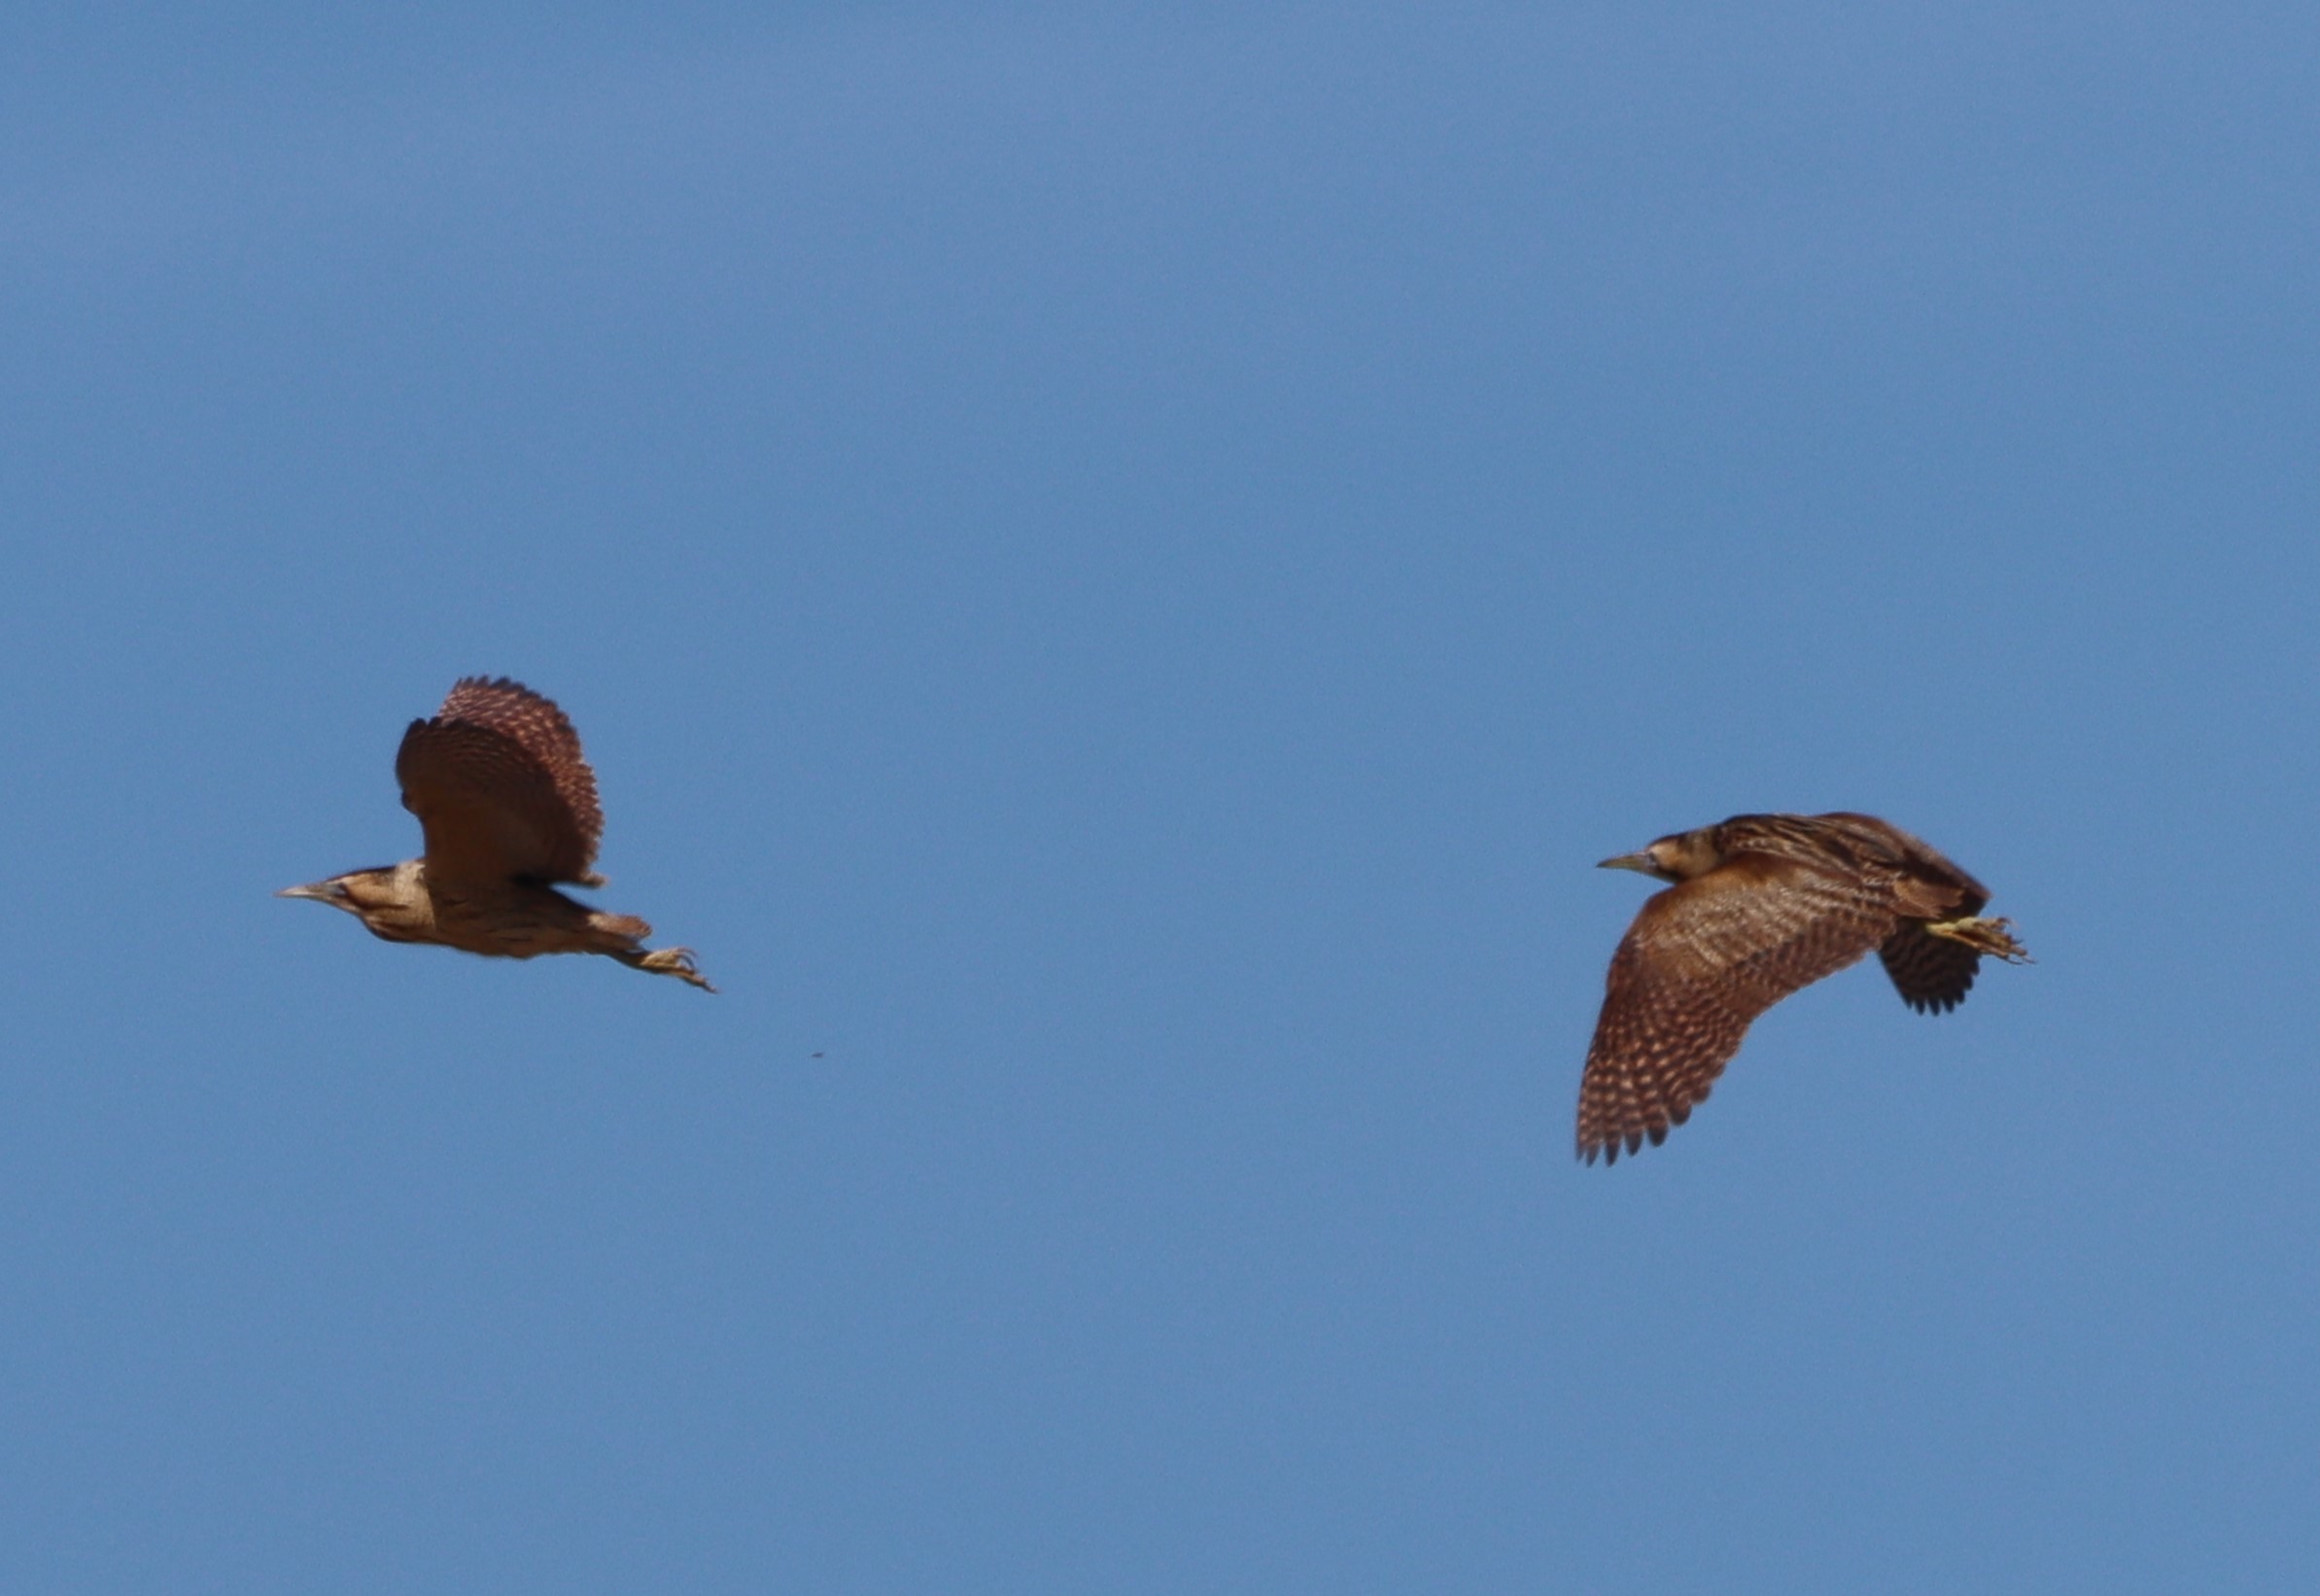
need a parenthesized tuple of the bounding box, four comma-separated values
(633, 947, 717, 992)
(1923, 916, 2033, 963)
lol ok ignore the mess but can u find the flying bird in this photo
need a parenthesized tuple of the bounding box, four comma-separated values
(1578, 812, 2026, 1162)
(280, 677, 713, 991)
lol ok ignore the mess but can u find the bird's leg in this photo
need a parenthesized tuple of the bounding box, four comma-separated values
(613, 946, 718, 992)
(1922, 916, 2033, 963)
(579, 905, 715, 991)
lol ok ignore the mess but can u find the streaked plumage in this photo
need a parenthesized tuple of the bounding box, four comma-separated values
(280, 677, 712, 990)
(1578, 812, 2026, 1163)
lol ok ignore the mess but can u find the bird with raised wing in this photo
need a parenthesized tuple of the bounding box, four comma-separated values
(280, 677, 712, 990)
(1578, 812, 2025, 1162)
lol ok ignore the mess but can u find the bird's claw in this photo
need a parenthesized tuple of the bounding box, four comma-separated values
(637, 947, 717, 992)
(1923, 915, 2033, 963)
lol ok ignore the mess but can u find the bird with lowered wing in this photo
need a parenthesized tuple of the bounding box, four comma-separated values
(1578, 812, 2026, 1163)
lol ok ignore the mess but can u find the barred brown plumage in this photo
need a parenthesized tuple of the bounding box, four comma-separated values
(279, 677, 713, 991)
(1578, 813, 2026, 1163)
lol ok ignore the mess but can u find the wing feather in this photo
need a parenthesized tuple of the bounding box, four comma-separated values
(395, 677, 605, 887)
(1877, 922, 1982, 1013)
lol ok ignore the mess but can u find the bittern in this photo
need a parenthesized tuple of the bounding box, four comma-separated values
(1578, 812, 2026, 1163)
(281, 677, 713, 991)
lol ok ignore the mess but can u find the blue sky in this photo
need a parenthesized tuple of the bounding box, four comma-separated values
(4, 5, 2317, 1591)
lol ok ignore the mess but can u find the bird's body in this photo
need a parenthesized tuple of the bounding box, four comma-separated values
(281, 677, 711, 990)
(1578, 812, 2026, 1162)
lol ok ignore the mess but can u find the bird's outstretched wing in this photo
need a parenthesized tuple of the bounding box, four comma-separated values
(1576, 857, 1896, 1163)
(396, 677, 606, 887)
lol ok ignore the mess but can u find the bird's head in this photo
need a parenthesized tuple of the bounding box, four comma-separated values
(1598, 827, 1724, 883)
(277, 862, 430, 941)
